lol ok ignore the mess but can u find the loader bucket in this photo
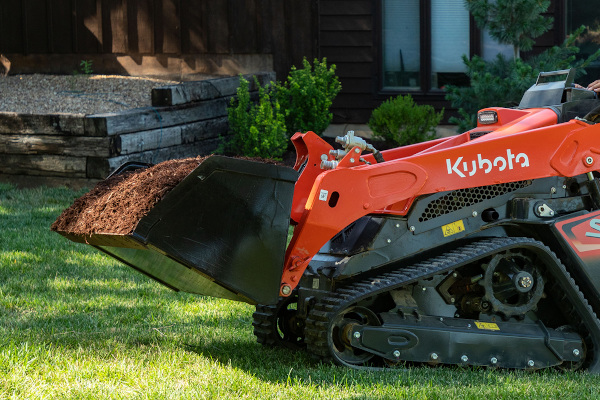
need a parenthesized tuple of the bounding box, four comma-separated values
(55, 156, 298, 305)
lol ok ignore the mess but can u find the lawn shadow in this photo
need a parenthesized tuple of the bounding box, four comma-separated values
(182, 333, 317, 376)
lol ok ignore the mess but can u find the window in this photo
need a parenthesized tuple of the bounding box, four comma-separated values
(481, 28, 513, 62)
(381, 0, 543, 93)
(382, 0, 421, 89)
(430, 0, 470, 90)
(381, 0, 471, 91)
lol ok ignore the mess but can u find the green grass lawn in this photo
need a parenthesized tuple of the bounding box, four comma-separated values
(1, 183, 600, 399)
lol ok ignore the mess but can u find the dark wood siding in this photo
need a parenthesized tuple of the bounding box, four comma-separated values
(319, 0, 377, 123)
(0, 0, 316, 80)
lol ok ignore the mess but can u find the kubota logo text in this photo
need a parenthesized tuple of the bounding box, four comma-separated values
(446, 149, 529, 178)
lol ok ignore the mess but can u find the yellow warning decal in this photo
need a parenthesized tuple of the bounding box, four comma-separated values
(475, 321, 500, 331)
(442, 220, 465, 237)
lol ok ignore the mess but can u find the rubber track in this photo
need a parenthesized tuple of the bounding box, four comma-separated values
(252, 304, 279, 346)
(253, 301, 305, 350)
(304, 237, 600, 371)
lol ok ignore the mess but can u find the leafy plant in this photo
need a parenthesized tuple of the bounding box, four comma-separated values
(466, 0, 553, 59)
(368, 94, 444, 146)
(446, 26, 600, 132)
(275, 58, 341, 136)
(80, 59, 94, 75)
(222, 75, 287, 159)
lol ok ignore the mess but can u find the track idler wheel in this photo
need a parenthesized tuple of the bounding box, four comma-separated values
(328, 306, 381, 365)
(555, 325, 587, 371)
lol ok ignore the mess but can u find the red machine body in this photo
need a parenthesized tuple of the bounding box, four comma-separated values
(281, 107, 596, 295)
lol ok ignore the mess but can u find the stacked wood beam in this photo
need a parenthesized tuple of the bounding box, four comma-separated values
(0, 72, 275, 187)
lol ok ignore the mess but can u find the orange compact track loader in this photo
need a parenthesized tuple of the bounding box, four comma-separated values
(55, 69, 600, 372)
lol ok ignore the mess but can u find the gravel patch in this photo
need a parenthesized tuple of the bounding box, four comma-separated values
(0, 74, 181, 115)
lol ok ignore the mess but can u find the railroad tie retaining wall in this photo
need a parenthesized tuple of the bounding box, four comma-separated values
(0, 72, 275, 188)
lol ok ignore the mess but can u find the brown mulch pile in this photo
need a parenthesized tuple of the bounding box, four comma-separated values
(51, 156, 207, 235)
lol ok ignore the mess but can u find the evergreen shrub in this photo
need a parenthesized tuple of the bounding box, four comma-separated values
(368, 95, 444, 146)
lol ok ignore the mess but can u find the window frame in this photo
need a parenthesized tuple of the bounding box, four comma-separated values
(376, 0, 480, 96)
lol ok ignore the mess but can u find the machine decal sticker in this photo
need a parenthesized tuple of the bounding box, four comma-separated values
(446, 149, 529, 177)
(442, 220, 465, 237)
(475, 321, 500, 331)
(586, 219, 600, 238)
(319, 189, 328, 201)
(555, 210, 600, 259)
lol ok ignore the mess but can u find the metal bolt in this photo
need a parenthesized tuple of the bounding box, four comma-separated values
(281, 285, 292, 296)
(387, 239, 392, 244)
(354, 331, 361, 339)
(472, 211, 478, 217)
(461, 355, 469, 362)
(393, 350, 401, 358)
(573, 349, 580, 357)
(450, 297, 455, 303)
(528, 360, 535, 367)
(350, 158, 355, 163)
(422, 287, 427, 291)
(467, 324, 472, 328)
(430, 353, 439, 360)
(563, 185, 567, 189)
(355, 148, 360, 154)
(550, 187, 557, 194)
(586, 156, 594, 166)
(518, 276, 533, 289)
(409, 226, 416, 232)
(490, 357, 498, 364)
(439, 317, 444, 322)
(452, 272, 458, 278)
(396, 223, 401, 228)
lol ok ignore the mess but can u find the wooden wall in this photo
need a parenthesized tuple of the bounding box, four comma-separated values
(318, 0, 566, 124)
(0, 0, 316, 79)
(318, 0, 376, 123)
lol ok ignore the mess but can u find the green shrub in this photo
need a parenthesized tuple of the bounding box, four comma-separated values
(368, 95, 444, 146)
(275, 58, 341, 136)
(222, 76, 287, 159)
